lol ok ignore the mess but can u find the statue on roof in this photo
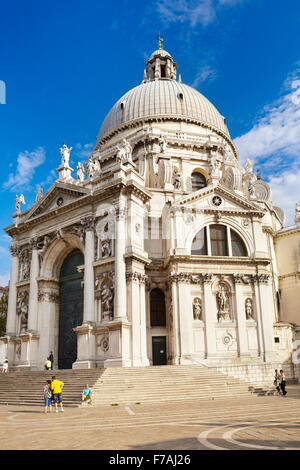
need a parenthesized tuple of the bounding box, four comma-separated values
(35, 185, 43, 203)
(59, 143, 72, 167)
(157, 34, 164, 50)
(15, 194, 26, 213)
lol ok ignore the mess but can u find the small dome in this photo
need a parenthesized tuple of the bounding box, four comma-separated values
(149, 49, 173, 60)
(98, 80, 229, 141)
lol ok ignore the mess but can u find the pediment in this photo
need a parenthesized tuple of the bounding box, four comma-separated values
(24, 182, 91, 221)
(173, 184, 265, 216)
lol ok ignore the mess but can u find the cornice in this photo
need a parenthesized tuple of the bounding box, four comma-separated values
(164, 255, 271, 267)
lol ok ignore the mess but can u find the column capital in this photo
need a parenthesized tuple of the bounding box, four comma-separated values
(80, 215, 95, 231)
(9, 244, 20, 257)
(126, 272, 147, 284)
(30, 237, 40, 250)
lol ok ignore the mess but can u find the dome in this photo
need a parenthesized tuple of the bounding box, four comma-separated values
(98, 80, 229, 141)
(97, 43, 230, 143)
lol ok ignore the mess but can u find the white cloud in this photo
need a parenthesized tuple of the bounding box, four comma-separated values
(156, 0, 244, 26)
(0, 273, 9, 287)
(3, 147, 46, 192)
(191, 65, 217, 88)
(234, 67, 300, 227)
(74, 143, 94, 161)
(234, 72, 300, 165)
(268, 167, 300, 227)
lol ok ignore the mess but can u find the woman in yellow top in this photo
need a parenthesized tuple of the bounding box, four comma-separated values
(51, 376, 64, 413)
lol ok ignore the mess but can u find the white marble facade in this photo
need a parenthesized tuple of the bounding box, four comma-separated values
(1, 44, 299, 379)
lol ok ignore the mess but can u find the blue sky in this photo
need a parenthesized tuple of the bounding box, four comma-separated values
(1, 0, 300, 285)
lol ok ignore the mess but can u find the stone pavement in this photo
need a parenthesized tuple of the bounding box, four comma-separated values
(0, 385, 300, 450)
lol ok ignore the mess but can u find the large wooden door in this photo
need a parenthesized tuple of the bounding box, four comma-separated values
(58, 250, 84, 369)
(152, 336, 167, 365)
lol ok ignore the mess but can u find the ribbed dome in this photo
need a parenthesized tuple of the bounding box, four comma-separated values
(98, 80, 230, 141)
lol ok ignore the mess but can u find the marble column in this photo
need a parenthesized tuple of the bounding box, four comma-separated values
(177, 279, 193, 363)
(233, 276, 249, 358)
(202, 275, 217, 357)
(6, 245, 20, 335)
(27, 239, 40, 333)
(81, 216, 95, 324)
(114, 202, 127, 319)
(139, 275, 149, 366)
(255, 274, 275, 362)
(170, 279, 180, 364)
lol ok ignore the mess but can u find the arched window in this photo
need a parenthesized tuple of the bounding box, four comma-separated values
(191, 172, 206, 192)
(191, 227, 208, 255)
(150, 289, 166, 327)
(230, 229, 247, 257)
(191, 225, 248, 257)
(210, 224, 228, 256)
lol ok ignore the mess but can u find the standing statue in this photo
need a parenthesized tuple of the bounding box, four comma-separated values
(193, 298, 202, 320)
(77, 162, 85, 182)
(245, 298, 253, 320)
(15, 194, 26, 213)
(35, 185, 43, 203)
(101, 239, 112, 258)
(86, 157, 95, 179)
(245, 159, 253, 174)
(248, 174, 256, 197)
(209, 155, 222, 177)
(158, 135, 167, 153)
(216, 285, 230, 321)
(59, 143, 72, 167)
(101, 284, 114, 320)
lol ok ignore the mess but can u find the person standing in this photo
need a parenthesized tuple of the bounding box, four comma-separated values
(51, 376, 65, 412)
(43, 380, 53, 413)
(2, 358, 8, 373)
(279, 370, 287, 396)
(274, 369, 281, 395)
(48, 351, 54, 370)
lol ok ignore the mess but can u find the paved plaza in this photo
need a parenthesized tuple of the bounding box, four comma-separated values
(0, 385, 300, 450)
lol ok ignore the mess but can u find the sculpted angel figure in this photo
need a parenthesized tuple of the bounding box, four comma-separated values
(59, 143, 72, 167)
(15, 194, 26, 213)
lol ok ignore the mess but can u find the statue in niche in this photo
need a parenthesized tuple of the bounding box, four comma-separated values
(245, 298, 254, 320)
(19, 251, 30, 281)
(193, 298, 202, 320)
(15, 194, 26, 213)
(158, 135, 167, 153)
(101, 284, 114, 321)
(59, 143, 72, 167)
(216, 285, 231, 321)
(17, 291, 29, 333)
(76, 162, 85, 182)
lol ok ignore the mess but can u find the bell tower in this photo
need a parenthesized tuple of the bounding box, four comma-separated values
(143, 36, 177, 82)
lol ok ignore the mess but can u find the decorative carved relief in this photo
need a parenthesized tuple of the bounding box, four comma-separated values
(19, 248, 31, 281)
(81, 216, 95, 231)
(38, 290, 59, 303)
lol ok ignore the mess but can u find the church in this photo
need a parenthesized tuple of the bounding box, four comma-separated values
(2, 40, 300, 384)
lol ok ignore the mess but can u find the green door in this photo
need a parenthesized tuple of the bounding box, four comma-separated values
(152, 336, 167, 365)
(58, 250, 84, 369)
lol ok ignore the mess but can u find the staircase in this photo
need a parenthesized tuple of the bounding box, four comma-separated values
(0, 365, 276, 407)
(0, 369, 104, 407)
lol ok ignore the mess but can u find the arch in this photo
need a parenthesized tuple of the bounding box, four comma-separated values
(150, 288, 166, 327)
(191, 171, 207, 192)
(40, 234, 84, 279)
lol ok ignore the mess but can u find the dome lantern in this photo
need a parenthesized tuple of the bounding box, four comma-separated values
(143, 36, 177, 82)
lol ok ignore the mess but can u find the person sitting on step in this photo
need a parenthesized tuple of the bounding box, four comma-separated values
(81, 384, 93, 405)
